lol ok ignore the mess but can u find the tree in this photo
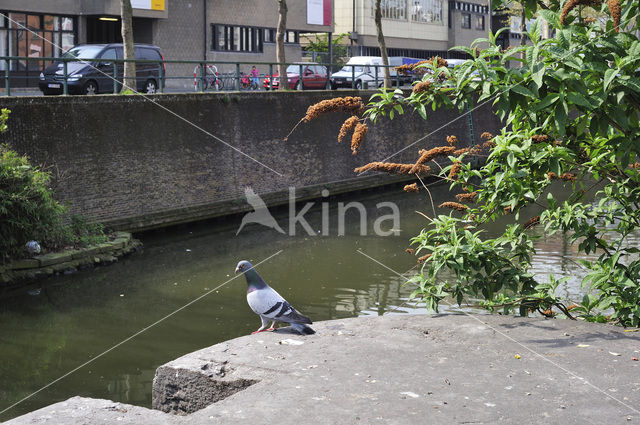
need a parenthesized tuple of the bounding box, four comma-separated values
(357, 0, 640, 326)
(276, 0, 289, 90)
(120, 0, 136, 91)
(374, 0, 392, 88)
(302, 33, 349, 67)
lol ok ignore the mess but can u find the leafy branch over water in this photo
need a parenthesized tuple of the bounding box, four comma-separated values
(299, 0, 640, 326)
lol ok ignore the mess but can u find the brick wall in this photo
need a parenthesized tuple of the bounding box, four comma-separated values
(2, 91, 501, 231)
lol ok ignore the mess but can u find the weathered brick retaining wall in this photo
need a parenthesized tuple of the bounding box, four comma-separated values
(2, 91, 501, 231)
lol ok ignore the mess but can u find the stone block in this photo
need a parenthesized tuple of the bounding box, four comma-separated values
(114, 231, 131, 241)
(81, 245, 103, 257)
(10, 259, 40, 270)
(110, 240, 126, 250)
(97, 243, 113, 253)
(70, 250, 86, 260)
(35, 252, 72, 267)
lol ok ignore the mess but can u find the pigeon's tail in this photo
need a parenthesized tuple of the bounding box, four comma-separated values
(291, 323, 315, 335)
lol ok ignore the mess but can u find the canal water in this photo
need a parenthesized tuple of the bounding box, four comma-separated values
(0, 182, 617, 421)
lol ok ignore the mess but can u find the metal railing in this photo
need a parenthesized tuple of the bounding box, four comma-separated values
(0, 55, 419, 96)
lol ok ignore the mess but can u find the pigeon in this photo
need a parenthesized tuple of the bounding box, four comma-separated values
(235, 260, 315, 335)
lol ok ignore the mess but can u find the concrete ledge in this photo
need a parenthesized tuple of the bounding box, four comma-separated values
(0, 232, 141, 286)
(3, 396, 175, 425)
(5, 314, 640, 424)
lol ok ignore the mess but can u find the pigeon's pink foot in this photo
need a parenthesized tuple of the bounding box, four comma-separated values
(266, 327, 275, 331)
(251, 329, 267, 334)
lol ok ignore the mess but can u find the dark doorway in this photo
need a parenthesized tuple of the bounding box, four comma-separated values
(85, 17, 153, 44)
(86, 17, 122, 43)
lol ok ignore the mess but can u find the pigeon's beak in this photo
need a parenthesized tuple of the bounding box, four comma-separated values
(234, 267, 241, 274)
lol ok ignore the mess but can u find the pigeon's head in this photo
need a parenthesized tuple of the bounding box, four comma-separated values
(235, 260, 254, 274)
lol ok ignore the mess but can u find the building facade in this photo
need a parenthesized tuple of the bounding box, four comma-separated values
(447, 0, 490, 50)
(334, 0, 489, 59)
(0, 0, 167, 86)
(1, 0, 334, 88)
(1, 0, 492, 89)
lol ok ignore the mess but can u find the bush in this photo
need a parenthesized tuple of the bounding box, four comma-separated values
(0, 145, 67, 259)
(0, 109, 108, 260)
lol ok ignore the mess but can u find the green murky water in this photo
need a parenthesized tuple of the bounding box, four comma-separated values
(0, 183, 614, 421)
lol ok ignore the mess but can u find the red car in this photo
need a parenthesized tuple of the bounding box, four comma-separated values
(263, 63, 328, 90)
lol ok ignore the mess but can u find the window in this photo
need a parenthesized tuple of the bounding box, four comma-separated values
(100, 48, 117, 60)
(136, 47, 161, 61)
(285, 30, 298, 44)
(475, 15, 484, 30)
(0, 11, 75, 73)
(211, 24, 264, 53)
(264, 28, 275, 43)
(411, 0, 443, 23)
(371, 0, 407, 21)
(461, 13, 471, 29)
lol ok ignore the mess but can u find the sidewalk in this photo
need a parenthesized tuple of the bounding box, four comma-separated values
(5, 314, 640, 424)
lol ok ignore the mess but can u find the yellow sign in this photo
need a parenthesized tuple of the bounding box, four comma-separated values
(151, 0, 165, 11)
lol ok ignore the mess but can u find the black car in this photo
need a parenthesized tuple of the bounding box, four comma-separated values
(39, 43, 165, 95)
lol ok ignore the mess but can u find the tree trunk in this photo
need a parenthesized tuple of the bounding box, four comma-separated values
(374, 0, 391, 88)
(276, 0, 289, 90)
(121, 0, 136, 91)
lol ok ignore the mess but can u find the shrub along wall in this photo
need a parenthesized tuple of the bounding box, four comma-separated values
(2, 91, 501, 231)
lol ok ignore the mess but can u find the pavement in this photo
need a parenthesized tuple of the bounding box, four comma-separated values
(4, 314, 640, 424)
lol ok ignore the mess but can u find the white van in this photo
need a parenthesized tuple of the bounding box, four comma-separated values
(330, 56, 420, 89)
(330, 56, 382, 89)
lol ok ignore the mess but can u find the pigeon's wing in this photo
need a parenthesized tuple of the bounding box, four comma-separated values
(247, 286, 285, 316)
(247, 287, 312, 324)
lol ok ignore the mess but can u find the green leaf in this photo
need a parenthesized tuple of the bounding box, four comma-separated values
(557, 29, 570, 49)
(511, 84, 535, 98)
(554, 102, 567, 135)
(537, 9, 558, 27)
(525, 46, 535, 68)
(533, 93, 559, 111)
(566, 92, 593, 108)
(619, 77, 640, 92)
(604, 68, 618, 92)
(531, 62, 545, 88)
(416, 102, 427, 120)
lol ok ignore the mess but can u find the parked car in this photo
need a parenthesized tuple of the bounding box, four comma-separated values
(39, 43, 165, 95)
(263, 63, 328, 90)
(330, 56, 417, 89)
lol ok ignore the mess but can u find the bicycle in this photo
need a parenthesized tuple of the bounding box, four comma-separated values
(240, 74, 260, 90)
(193, 64, 223, 91)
